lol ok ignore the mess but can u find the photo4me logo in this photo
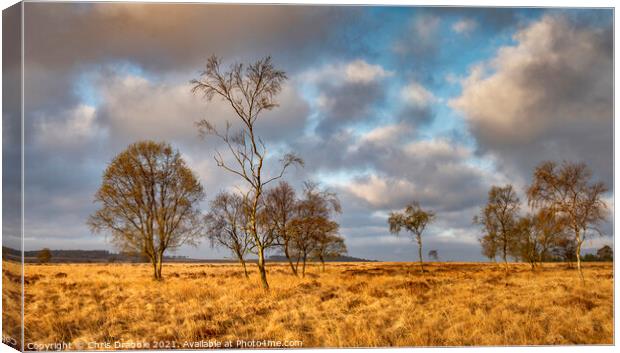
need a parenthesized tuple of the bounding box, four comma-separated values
(236, 339, 304, 348)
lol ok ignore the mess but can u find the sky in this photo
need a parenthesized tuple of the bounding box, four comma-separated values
(3, 3, 613, 261)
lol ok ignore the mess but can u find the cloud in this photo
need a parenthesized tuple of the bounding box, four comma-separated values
(303, 59, 392, 85)
(303, 59, 392, 136)
(344, 175, 418, 209)
(452, 18, 477, 34)
(34, 105, 104, 148)
(94, 73, 205, 144)
(393, 14, 441, 58)
(450, 14, 613, 185)
(24, 3, 359, 73)
(66, 69, 310, 149)
(344, 60, 393, 83)
(323, 138, 503, 213)
(400, 81, 436, 109)
(359, 123, 413, 145)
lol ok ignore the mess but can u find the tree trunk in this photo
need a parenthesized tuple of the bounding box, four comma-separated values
(240, 258, 249, 279)
(151, 252, 163, 281)
(320, 255, 325, 272)
(156, 262, 162, 280)
(416, 234, 424, 272)
(302, 253, 307, 277)
(257, 246, 269, 289)
(234, 249, 249, 279)
(502, 242, 509, 274)
(151, 257, 159, 280)
(284, 246, 298, 276)
(575, 229, 584, 283)
(156, 252, 163, 280)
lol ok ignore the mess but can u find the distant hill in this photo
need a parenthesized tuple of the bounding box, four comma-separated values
(3, 247, 195, 263)
(268, 255, 377, 262)
(2, 247, 377, 264)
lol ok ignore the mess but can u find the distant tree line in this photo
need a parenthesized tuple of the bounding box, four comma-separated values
(475, 161, 609, 280)
(385, 161, 610, 280)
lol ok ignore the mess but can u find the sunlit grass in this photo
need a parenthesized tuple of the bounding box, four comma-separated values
(14, 261, 613, 349)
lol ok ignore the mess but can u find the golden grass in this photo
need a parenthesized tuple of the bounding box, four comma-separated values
(14, 261, 614, 349)
(2, 260, 22, 349)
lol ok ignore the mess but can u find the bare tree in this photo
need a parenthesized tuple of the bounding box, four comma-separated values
(312, 225, 346, 272)
(527, 161, 608, 281)
(388, 202, 435, 272)
(474, 185, 520, 273)
(192, 56, 303, 289)
(289, 182, 342, 277)
(263, 181, 299, 276)
(88, 141, 205, 280)
(289, 216, 319, 276)
(205, 191, 252, 278)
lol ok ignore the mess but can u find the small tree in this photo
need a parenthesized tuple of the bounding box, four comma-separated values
(263, 181, 299, 276)
(88, 141, 205, 280)
(312, 226, 346, 272)
(480, 232, 498, 263)
(428, 250, 439, 261)
(289, 182, 342, 277)
(527, 161, 608, 281)
(512, 209, 567, 270)
(388, 202, 435, 272)
(37, 248, 52, 264)
(474, 185, 520, 273)
(205, 191, 253, 278)
(554, 235, 578, 268)
(531, 208, 567, 264)
(192, 56, 303, 289)
(288, 216, 316, 277)
(597, 245, 613, 261)
(512, 216, 538, 270)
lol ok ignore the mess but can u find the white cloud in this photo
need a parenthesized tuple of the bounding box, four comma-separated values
(90, 71, 309, 147)
(452, 19, 477, 35)
(360, 122, 413, 145)
(400, 81, 436, 108)
(403, 139, 470, 160)
(303, 59, 392, 85)
(96, 74, 205, 142)
(333, 138, 496, 212)
(35, 104, 103, 147)
(344, 174, 418, 209)
(344, 59, 392, 84)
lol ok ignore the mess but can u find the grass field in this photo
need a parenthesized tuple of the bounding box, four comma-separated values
(6, 261, 614, 349)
